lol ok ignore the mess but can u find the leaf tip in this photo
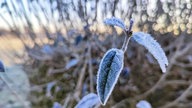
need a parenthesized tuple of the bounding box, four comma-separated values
(103, 17, 126, 29)
(132, 32, 169, 73)
(75, 93, 100, 108)
(136, 100, 152, 108)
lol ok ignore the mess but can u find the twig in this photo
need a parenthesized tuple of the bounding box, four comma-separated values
(159, 83, 192, 108)
(174, 61, 192, 68)
(74, 58, 87, 100)
(63, 94, 71, 108)
(48, 67, 66, 74)
(121, 19, 134, 52)
(88, 44, 94, 93)
(121, 36, 132, 52)
(164, 80, 192, 86)
(28, 51, 52, 61)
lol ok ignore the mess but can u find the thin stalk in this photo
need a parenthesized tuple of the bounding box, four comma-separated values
(121, 19, 134, 52)
(121, 35, 132, 52)
(88, 44, 94, 93)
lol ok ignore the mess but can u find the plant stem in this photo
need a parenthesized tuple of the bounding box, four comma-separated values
(121, 19, 134, 52)
(121, 35, 132, 52)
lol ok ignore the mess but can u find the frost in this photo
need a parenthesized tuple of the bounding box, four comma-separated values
(104, 17, 126, 30)
(132, 32, 168, 73)
(75, 93, 100, 108)
(41, 45, 54, 55)
(52, 102, 62, 108)
(65, 59, 79, 70)
(97, 48, 124, 105)
(136, 100, 152, 108)
(46, 81, 56, 97)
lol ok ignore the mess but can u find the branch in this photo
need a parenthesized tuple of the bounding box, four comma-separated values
(88, 44, 94, 93)
(159, 83, 192, 108)
(164, 80, 192, 86)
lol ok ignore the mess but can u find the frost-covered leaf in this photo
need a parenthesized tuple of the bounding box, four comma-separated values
(0, 60, 5, 72)
(145, 53, 156, 64)
(46, 81, 56, 97)
(75, 93, 100, 108)
(97, 48, 124, 105)
(132, 32, 168, 73)
(65, 59, 79, 70)
(52, 102, 62, 108)
(136, 100, 152, 108)
(41, 45, 54, 55)
(104, 17, 126, 30)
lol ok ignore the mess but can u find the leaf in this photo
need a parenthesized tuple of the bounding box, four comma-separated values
(46, 81, 56, 97)
(52, 102, 62, 108)
(41, 45, 54, 55)
(132, 32, 168, 73)
(75, 93, 100, 108)
(97, 48, 124, 105)
(65, 59, 79, 70)
(104, 17, 126, 30)
(145, 53, 156, 64)
(136, 100, 152, 108)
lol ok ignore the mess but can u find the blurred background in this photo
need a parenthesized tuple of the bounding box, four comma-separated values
(0, 0, 192, 108)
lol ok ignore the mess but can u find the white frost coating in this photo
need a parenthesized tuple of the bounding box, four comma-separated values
(136, 100, 152, 108)
(75, 93, 100, 108)
(41, 45, 54, 55)
(104, 17, 126, 30)
(46, 81, 56, 97)
(65, 59, 79, 70)
(53, 102, 62, 108)
(97, 48, 124, 105)
(132, 32, 168, 73)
